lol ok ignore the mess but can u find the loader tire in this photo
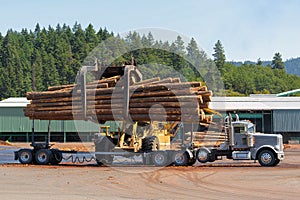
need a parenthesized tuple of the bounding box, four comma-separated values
(142, 136, 159, 153)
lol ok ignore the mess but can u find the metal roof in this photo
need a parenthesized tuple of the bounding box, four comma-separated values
(276, 88, 300, 97)
(210, 96, 300, 111)
(1, 96, 300, 111)
(0, 98, 29, 107)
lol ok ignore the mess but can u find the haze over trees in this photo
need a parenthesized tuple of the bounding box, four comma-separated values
(0, 23, 300, 99)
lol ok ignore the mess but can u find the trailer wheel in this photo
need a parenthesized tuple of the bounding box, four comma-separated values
(173, 151, 189, 166)
(152, 151, 168, 166)
(196, 148, 210, 163)
(18, 149, 33, 164)
(50, 149, 63, 165)
(35, 149, 51, 165)
(258, 149, 276, 167)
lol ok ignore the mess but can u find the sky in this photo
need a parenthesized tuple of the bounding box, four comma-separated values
(0, 0, 299, 61)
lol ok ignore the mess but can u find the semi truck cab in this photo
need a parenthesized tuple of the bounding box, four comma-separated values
(196, 115, 285, 167)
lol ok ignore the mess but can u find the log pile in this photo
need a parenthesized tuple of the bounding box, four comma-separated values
(192, 131, 227, 147)
(170, 131, 226, 148)
(24, 76, 214, 124)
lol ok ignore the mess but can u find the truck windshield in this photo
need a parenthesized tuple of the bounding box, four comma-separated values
(248, 126, 254, 133)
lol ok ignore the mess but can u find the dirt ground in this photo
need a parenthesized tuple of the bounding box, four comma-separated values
(0, 143, 299, 200)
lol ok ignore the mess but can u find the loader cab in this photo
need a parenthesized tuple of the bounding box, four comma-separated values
(232, 121, 255, 149)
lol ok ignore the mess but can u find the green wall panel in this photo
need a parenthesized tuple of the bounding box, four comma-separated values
(0, 107, 120, 133)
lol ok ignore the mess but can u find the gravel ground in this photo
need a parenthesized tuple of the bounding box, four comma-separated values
(0, 142, 299, 200)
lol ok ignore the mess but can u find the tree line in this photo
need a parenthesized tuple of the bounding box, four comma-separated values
(0, 23, 113, 99)
(0, 23, 300, 99)
(213, 40, 300, 95)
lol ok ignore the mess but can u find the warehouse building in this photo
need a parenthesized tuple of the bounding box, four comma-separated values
(0, 98, 118, 142)
(1, 96, 300, 143)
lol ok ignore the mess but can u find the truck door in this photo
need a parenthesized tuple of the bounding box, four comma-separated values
(233, 125, 248, 149)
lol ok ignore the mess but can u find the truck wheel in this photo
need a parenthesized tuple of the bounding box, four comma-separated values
(152, 151, 168, 166)
(35, 149, 51, 165)
(196, 148, 210, 163)
(50, 149, 63, 165)
(273, 159, 280, 166)
(188, 157, 197, 166)
(18, 149, 33, 164)
(258, 149, 276, 167)
(208, 155, 216, 162)
(173, 151, 189, 166)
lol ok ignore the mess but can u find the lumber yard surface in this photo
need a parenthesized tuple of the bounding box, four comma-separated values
(0, 142, 299, 200)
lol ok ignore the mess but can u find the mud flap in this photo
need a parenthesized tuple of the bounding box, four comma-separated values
(185, 148, 194, 160)
(14, 151, 19, 160)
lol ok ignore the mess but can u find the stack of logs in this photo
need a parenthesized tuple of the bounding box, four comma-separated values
(24, 76, 214, 124)
(192, 131, 227, 147)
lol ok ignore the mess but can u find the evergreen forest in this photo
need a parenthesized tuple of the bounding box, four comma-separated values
(0, 23, 300, 99)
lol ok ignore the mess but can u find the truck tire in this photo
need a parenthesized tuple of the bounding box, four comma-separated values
(142, 136, 159, 152)
(50, 149, 63, 165)
(188, 158, 197, 166)
(196, 148, 210, 163)
(152, 151, 168, 166)
(273, 159, 280, 166)
(173, 151, 189, 166)
(18, 149, 33, 164)
(95, 136, 114, 166)
(35, 149, 51, 165)
(258, 149, 276, 167)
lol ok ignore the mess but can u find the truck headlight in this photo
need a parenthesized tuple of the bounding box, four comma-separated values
(274, 145, 280, 151)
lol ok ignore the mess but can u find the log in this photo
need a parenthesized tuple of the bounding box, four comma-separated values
(27, 81, 206, 100)
(48, 84, 75, 91)
(131, 77, 160, 85)
(25, 112, 204, 122)
(47, 76, 120, 91)
(31, 95, 203, 104)
(25, 74, 214, 124)
(24, 106, 201, 117)
(124, 81, 201, 92)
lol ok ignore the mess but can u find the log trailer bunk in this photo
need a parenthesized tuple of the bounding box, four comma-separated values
(14, 62, 285, 167)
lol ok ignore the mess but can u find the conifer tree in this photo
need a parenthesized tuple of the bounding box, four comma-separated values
(212, 40, 226, 72)
(272, 52, 284, 70)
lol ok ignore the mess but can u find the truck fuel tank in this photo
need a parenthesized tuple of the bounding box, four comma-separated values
(232, 151, 251, 160)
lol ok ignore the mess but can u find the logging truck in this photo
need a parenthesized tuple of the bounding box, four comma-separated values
(14, 115, 285, 167)
(92, 115, 285, 167)
(14, 62, 284, 167)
